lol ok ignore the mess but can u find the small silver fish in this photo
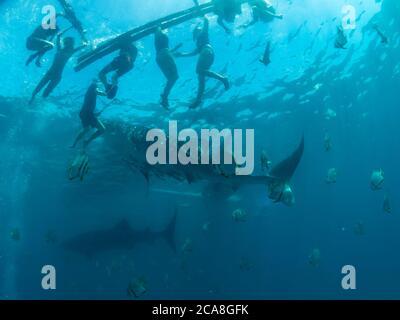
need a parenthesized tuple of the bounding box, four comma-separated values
(308, 248, 321, 267)
(383, 194, 392, 214)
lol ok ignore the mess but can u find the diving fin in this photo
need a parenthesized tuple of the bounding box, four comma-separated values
(68, 152, 90, 181)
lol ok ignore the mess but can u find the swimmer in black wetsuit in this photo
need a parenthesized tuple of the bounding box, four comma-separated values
(154, 27, 181, 109)
(71, 80, 107, 149)
(174, 17, 229, 109)
(29, 27, 87, 104)
(240, 0, 283, 29)
(213, 0, 242, 34)
(25, 24, 59, 67)
(99, 43, 137, 99)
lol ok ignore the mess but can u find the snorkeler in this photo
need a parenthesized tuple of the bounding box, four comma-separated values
(174, 17, 230, 109)
(241, 0, 283, 29)
(154, 27, 181, 109)
(71, 80, 107, 149)
(25, 24, 59, 67)
(99, 42, 138, 99)
(57, 0, 88, 43)
(29, 27, 87, 104)
(260, 40, 271, 66)
(213, 0, 242, 34)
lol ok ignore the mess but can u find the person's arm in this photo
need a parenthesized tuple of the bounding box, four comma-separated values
(202, 17, 209, 34)
(174, 48, 199, 57)
(56, 26, 74, 50)
(99, 61, 116, 86)
(239, 7, 259, 29)
(49, 29, 58, 41)
(170, 43, 183, 53)
(155, 26, 162, 35)
(73, 43, 88, 54)
(57, 0, 69, 9)
(78, 31, 88, 45)
(217, 16, 231, 34)
(264, 9, 283, 20)
(56, 33, 62, 50)
(99, 62, 114, 76)
(154, 26, 164, 43)
(114, 66, 132, 79)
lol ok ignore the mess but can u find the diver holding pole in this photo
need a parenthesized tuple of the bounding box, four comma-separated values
(75, 0, 250, 72)
(57, 0, 88, 43)
(75, 2, 216, 72)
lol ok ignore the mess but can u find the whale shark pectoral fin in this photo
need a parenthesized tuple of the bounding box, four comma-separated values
(269, 135, 304, 182)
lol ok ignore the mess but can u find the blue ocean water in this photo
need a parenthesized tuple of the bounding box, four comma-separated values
(0, 0, 399, 300)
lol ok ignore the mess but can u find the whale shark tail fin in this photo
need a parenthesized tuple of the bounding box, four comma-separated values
(269, 135, 304, 182)
(162, 208, 177, 253)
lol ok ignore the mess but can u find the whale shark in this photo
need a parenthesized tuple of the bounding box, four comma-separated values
(125, 125, 305, 205)
(62, 211, 177, 257)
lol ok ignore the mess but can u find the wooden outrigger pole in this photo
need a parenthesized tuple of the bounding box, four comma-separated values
(74, 0, 250, 72)
(75, 2, 214, 72)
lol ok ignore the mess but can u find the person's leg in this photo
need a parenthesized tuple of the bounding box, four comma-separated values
(190, 74, 206, 109)
(99, 62, 116, 92)
(217, 16, 231, 34)
(35, 40, 55, 67)
(34, 51, 47, 67)
(83, 119, 106, 148)
(158, 52, 179, 108)
(191, 47, 215, 108)
(203, 70, 230, 90)
(30, 74, 51, 104)
(99, 70, 109, 89)
(26, 52, 41, 66)
(71, 126, 90, 148)
(43, 76, 62, 98)
(163, 75, 178, 102)
(26, 39, 54, 67)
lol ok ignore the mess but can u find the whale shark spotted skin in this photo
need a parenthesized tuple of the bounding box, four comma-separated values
(126, 126, 304, 200)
